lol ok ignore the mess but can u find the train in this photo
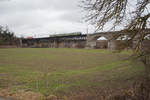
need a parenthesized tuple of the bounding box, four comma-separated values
(49, 32, 82, 37)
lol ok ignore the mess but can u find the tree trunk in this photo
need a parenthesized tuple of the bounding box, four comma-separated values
(145, 64, 150, 81)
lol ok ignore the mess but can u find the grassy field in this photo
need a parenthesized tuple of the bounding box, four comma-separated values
(0, 48, 145, 96)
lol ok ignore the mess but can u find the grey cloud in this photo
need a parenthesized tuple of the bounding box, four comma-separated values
(0, 0, 80, 14)
(0, 0, 93, 37)
(0, 0, 11, 2)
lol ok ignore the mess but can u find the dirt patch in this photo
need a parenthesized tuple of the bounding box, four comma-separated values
(0, 81, 149, 100)
(0, 89, 45, 100)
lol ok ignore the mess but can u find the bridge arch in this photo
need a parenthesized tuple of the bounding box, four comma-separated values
(86, 32, 117, 49)
(97, 36, 108, 40)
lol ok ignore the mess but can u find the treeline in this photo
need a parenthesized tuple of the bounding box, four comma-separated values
(0, 25, 19, 46)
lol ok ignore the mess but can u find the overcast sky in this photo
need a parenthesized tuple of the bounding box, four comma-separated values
(0, 0, 96, 38)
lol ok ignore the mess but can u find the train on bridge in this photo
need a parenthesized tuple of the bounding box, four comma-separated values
(22, 32, 87, 48)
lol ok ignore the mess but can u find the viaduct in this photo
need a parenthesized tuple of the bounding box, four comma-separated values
(21, 30, 150, 49)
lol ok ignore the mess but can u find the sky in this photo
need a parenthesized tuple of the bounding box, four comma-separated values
(0, 0, 95, 38)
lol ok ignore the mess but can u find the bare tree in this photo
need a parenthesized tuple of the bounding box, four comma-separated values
(81, 1, 150, 99)
(81, 0, 150, 79)
(81, 0, 150, 29)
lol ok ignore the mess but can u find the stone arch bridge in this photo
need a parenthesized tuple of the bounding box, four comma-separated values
(21, 31, 121, 49)
(22, 30, 150, 49)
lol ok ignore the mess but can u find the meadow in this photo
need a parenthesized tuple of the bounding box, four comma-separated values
(0, 48, 145, 97)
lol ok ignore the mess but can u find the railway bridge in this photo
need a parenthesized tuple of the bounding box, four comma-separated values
(22, 30, 150, 49)
(21, 31, 120, 49)
(21, 31, 124, 49)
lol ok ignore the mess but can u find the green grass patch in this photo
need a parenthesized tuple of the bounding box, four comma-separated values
(0, 48, 145, 95)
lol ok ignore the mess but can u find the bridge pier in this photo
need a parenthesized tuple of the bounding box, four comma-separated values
(108, 40, 116, 50)
(86, 40, 97, 49)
